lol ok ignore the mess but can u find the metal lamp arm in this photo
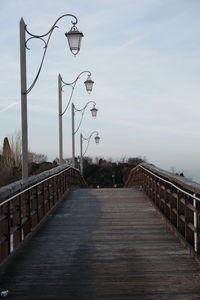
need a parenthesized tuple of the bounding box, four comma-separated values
(75, 100, 96, 113)
(83, 140, 90, 157)
(24, 14, 78, 95)
(61, 84, 75, 116)
(25, 14, 78, 38)
(82, 131, 99, 156)
(83, 131, 99, 141)
(61, 71, 92, 116)
(73, 101, 96, 135)
(61, 70, 91, 87)
(74, 111, 84, 135)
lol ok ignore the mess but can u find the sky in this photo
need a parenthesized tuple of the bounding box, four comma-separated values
(0, 0, 200, 182)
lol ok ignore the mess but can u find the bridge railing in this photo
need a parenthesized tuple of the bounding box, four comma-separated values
(125, 163, 200, 255)
(0, 165, 86, 264)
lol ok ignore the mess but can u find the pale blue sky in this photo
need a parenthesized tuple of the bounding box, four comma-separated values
(1, 0, 200, 181)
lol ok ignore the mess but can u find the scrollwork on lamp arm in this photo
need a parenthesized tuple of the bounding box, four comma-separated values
(60, 71, 93, 116)
(73, 101, 98, 135)
(22, 14, 83, 95)
(82, 131, 100, 156)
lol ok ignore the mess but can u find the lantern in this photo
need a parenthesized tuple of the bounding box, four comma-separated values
(65, 25, 83, 56)
(94, 135, 100, 144)
(84, 75, 94, 93)
(90, 105, 98, 118)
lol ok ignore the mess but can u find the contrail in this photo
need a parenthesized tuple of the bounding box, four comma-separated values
(0, 102, 19, 113)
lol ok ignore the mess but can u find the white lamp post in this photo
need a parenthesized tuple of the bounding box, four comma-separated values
(71, 101, 98, 167)
(19, 14, 83, 179)
(58, 71, 94, 164)
(80, 131, 100, 175)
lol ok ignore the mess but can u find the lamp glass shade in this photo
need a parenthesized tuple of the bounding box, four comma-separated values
(95, 135, 100, 144)
(90, 106, 98, 118)
(84, 76, 94, 93)
(65, 26, 83, 56)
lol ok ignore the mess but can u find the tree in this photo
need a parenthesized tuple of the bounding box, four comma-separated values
(0, 131, 56, 187)
(82, 156, 146, 188)
(9, 131, 22, 169)
(0, 137, 15, 186)
(2, 137, 14, 170)
(28, 152, 47, 164)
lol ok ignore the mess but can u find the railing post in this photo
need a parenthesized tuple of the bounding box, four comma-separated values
(19, 194, 23, 242)
(36, 185, 39, 224)
(196, 197, 200, 255)
(168, 186, 173, 223)
(185, 194, 193, 247)
(177, 190, 183, 236)
(170, 187, 177, 228)
(7, 201, 11, 255)
(193, 194, 197, 252)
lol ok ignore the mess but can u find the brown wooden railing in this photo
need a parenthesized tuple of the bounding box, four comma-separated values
(125, 163, 200, 255)
(0, 165, 86, 264)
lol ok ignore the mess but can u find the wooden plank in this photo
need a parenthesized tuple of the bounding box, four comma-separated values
(0, 188, 200, 299)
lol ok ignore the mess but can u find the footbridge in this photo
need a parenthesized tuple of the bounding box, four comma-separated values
(1, 163, 200, 299)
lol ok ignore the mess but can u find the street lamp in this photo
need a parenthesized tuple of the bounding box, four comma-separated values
(72, 101, 98, 167)
(58, 71, 94, 164)
(84, 76, 94, 94)
(19, 14, 83, 179)
(65, 26, 83, 56)
(80, 131, 100, 175)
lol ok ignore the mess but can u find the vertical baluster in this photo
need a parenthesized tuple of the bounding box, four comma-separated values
(7, 201, 11, 255)
(47, 179, 50, 209)
(63, 170, 66, 192)
(28, 189, 32, 232)
(58, 174, 60, 200)
(169, 186, 173, 223)
(19, 194, 23, 242)
(52, 177, 55, 205)
(42, 182, 45, 217)
(193, 193, 197, 252)
(54, 175, 57, 203)
(176, 190, 179, 229)
(197, 197, 200, 255)
(52, 177, 55, 206)
(177, 190, 179, 230)
(184, 194, 188, 243)
(36, 185, 39, 224)
(158, 180, 161, 208)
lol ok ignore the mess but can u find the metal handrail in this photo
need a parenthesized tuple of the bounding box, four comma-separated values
(0, 166, 75, 207)
(138, 164, 200, 202)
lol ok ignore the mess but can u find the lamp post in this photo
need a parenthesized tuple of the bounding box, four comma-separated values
(80, 131, 100, 175)
(72, 101, 98, 167)
(58, 71, 94, 164)
(19, 14, 83, 179)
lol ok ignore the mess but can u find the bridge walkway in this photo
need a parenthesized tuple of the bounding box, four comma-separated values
(0, 188, 200, 299)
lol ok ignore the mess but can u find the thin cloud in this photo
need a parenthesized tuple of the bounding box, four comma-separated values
(0, 102, 19, 113)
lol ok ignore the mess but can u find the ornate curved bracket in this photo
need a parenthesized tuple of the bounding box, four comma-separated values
(74, 100, 96, 113)
(62, 70, 91, 88)
(74, 101, 97, 134)
(82, 131, 99, 156)
(24, 14, 78, 95)
(60, 71, 92, 116)
(83, 131, 99, 142)
(25, 36, 50, 50)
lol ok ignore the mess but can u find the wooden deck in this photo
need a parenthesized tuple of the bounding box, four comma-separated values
(1, 188, 200, 299)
